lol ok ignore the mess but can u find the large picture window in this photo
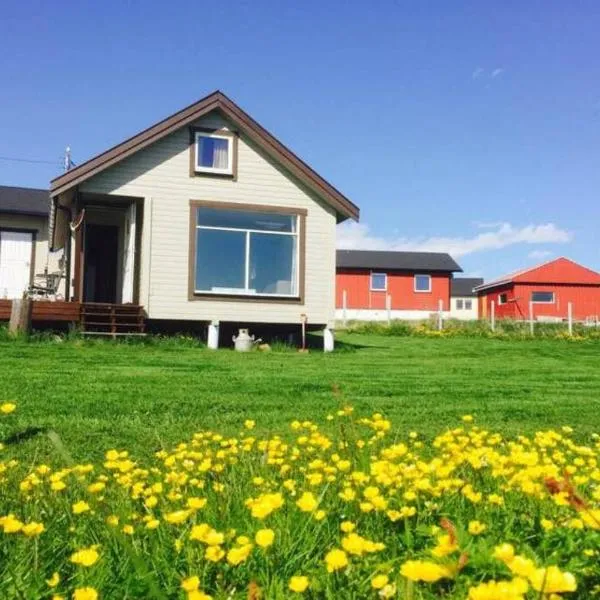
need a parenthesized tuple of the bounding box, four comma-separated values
(192, 205, 301, 297)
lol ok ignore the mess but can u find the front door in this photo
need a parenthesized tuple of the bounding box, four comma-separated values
(83, 224, 119, 303)
(0, 230, 33, 299)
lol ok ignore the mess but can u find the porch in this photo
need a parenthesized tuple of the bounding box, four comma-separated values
(0, 299, 146, 335)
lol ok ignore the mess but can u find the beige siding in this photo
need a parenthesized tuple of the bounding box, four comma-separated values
(0, 213, 62, 291)
(81, 113, 337, 324)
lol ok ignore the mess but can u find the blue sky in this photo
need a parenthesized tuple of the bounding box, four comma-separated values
(1, 1, 599, 279)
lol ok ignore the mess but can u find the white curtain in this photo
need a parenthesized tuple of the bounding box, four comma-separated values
(212, 139, 229, 169)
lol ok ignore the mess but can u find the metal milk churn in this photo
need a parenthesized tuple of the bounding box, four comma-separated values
(232, 328, 255, 352)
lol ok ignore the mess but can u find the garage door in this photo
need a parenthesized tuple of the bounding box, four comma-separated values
(0, 231, 33, 299)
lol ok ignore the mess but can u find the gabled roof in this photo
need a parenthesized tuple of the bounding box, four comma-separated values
(0, 185, 49, 217)
(336, 250, 462, 273)
(474, 257, 600, 292)
(451, 277, 484, 297)
(50, 90, 359, 221)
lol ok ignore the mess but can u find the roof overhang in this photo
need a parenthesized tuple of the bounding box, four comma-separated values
(50, 91, 359, 222)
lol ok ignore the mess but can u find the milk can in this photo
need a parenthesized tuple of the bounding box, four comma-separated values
(232, 328, 255, 352)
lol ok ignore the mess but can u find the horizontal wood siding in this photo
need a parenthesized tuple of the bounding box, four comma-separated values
(0, 300, 80, 322)
(81, 113, 337, 325)
(336, 270, 451, 311)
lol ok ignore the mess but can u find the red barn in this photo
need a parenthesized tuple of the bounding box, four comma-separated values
(336, 250, 462, 321)
(474, 257, 600, 321)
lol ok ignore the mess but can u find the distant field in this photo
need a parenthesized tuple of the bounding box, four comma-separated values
(1, 334, 600, 461)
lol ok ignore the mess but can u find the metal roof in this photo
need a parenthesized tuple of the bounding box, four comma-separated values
(336, 250, 462, 273)
(451, 277, 484, 297)
(0, 185, 49, 217)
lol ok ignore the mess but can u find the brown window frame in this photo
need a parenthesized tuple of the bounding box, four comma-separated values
(188, 200, 306, 304)
(189, 127, 238, 180)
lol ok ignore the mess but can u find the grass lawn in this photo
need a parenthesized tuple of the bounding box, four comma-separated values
(1, 333, 600, 462)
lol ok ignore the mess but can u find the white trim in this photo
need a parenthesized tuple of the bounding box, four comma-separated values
(531, 291, 555, 304)
(370, 271, 387, 292)
(414, 274, 431, 293)
(194, 131, 233, 175)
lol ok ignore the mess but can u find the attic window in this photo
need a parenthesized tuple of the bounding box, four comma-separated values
(191, 128, 236, 177)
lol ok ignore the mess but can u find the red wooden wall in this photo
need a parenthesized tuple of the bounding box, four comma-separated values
(479, 283, 600, 320)
(336, 270, 451, 311)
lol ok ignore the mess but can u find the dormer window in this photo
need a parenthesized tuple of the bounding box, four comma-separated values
(190, 128, 237, 178)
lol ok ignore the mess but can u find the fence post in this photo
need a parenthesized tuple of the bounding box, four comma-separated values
(9, 297, 32, 335)
(567, 302, 573, 336)
(386, 294, 392, 325)
(529, 301, 534, 336)
(490, 301, 496, 332)
(438, 299, 443, 331)
(342, 290, 347, 327)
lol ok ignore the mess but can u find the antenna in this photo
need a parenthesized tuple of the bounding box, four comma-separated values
(64, 146, 72, 171)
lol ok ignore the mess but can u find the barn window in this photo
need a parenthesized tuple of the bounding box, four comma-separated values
(456, 299, 464, 310)
(414, 274, 431, 292)
(531, 291, 555, 303)
(498, 293, 508, 305)
(370, 272, 387, 291)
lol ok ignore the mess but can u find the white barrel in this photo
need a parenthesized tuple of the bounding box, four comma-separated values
(207, 321, 219, 349)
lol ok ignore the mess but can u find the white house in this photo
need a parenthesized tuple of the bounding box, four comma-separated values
(449, 277, 483, 320)
(48, 91, 359, 333)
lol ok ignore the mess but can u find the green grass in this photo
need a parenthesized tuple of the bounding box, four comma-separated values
(1, 333, 600, 462)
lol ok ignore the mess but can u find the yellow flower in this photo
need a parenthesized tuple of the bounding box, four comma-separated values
(227, 543, 253, 565)
(72, 501, 90, 515)
(22, 521, 45, 537)
(431, 534, 458, 557)
(164, 509, 191, 524)
(145, 519, 159, 530)
(340, 521, 355, 533)
(324, 548, 348, 572)
(70, 547, 100, 567)
(87, 482, 105, 494)
(46, 572, 60, 588)
(255, 528, 275, 548)
(187, 497, 207, 510)
(462, 415, 474, 423)
(506, 556, 536, 578)
(187, 592, 212, 600)
(371, 574, 389, 589)
(493, 543, 515, 563)
(106, 515, 119, 527)
(181, 576, 200, 592)
(540, 518, 554, 531)
(1, 515, 23, 533)
(529, 566, 577, 594)
(205, 546, 225, 562)
(122, 524, 134, 535)
(73, 587, 98, 600)
(468, 578, 528, 600)
(0, 403, 16, 414)
(468, 520, 487, 535)
(400, 560, 453, 583)
(288, 576, 310, 593)
(244, 420, 256, 430)
(296, 491, 318, 512)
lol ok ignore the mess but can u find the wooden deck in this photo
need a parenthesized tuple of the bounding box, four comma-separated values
(0, 300, 145, 333)
(0, 299, 81, 322)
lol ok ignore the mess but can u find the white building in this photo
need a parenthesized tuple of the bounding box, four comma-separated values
(449, 277, 483, 320)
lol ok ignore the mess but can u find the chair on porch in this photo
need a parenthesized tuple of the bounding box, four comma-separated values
(27, 256, 66, 301)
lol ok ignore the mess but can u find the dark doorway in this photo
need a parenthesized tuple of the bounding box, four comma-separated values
(83, 224, 119, 303)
